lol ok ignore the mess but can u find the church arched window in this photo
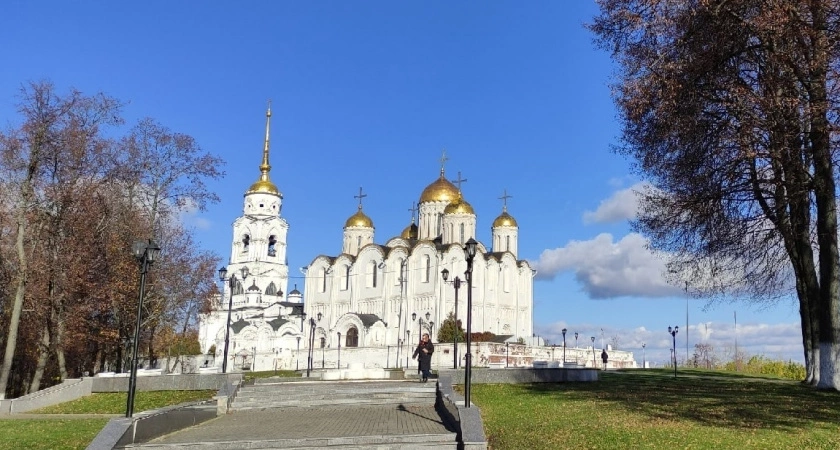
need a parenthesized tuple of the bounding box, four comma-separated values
(357, 236, 362, 250)
(366, 261, 378, 288)
(459, 223, 465, 243)
(346, 327, 359, 347)
(505, 235, 510, 252)
(320, 268, 327, 293)
(340, 265, 349, 291)
(266, 282, 277, 296)
(233, 279, 244, 295)
(320, 337, 326, 348)
(268, 235, 277, 257)
(423, 255, 431, 283)
(241, 234, 250, 253)
(395, 258, 404, 285)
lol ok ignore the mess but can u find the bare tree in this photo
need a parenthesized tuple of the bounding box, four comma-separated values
(592, 0, 840, 389)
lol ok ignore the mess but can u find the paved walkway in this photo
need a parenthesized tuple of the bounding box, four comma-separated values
(142, 379, 457, 448)
(149, 403, 450, 444)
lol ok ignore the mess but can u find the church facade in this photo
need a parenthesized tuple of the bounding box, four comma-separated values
(199, 107, 535, 372)
(198, 106, 306, 372)
(303, 163, 535, 356)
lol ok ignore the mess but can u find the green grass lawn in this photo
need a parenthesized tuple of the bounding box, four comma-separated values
(0, 390, 217, 449)
(30, 389, 216, 414)
(0, 418, 109, 450)
(472, 369, 840, 449)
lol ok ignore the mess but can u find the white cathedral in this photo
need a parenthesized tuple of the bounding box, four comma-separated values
(199, 107, 535, 372)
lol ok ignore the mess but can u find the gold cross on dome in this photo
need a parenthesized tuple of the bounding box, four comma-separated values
(408, 201, 418, 220)
(499, 189, 512, 210)
(451, 171, 468, 191)
(439, 148, 449, 174)
(354, 186, 367, 209)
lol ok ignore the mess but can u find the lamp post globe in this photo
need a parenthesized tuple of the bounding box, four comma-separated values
(561, 328, 567, 364)
(126, 239, 160, 419)
(463, 238, 478, 408)
(669, 326, 679, 378)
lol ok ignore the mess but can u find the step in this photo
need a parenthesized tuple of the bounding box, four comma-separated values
(234, 392, 434, 401)
(122, 433, 458, 449)
(232, 398, 434, 410)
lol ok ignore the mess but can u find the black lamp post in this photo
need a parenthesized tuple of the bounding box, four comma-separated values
(464, 238, 478, 408)
(441, 268, 462, 369)
(669, 326, 679, 378)
(574, 332, 579, 364)
(591, 336, 596, 368)
(642, 343, 646, 369)
(561, 328, 567, 364)
(126, 239, 161, 418)
(337, 332, 342, 369)
(306, 312, 320, 377)
(296, 337, 301, 371)
(218, 266, 248, 374)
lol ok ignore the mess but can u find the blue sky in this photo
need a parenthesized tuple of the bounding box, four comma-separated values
(1, 1, 803, 365)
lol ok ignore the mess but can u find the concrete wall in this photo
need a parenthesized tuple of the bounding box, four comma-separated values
(91, 373, 241, 393)
(0, 378, 93, 415)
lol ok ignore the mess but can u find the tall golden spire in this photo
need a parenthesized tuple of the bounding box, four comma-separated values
(259, 101, 272, 181)
(246, 101, 281, 196)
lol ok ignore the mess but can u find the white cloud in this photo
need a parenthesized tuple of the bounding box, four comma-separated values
(176, 198, 213, 230)
(531, 232, 679, 299)
(582, 181, 652, 224)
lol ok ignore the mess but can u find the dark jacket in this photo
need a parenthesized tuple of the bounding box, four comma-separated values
(413, 341, 434, 372)
(601, 350, 609, 363)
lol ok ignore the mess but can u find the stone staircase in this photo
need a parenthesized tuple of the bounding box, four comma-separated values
(124, 380, 459, 449)
(233, 380, 436, 410)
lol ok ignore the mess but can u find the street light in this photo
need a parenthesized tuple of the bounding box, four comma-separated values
(441, 268, 462, 369)
(669, 326, 679, 378)
(561, 328, 567, 364)
(574, 332, 579, 363)
(218, 266, 248, 374)
(126, 239, 161, 418)
(306, 312, 321, 377)
(591, 336, 596, 368)
(464, 238, 478, 408)
(337, 332, 342, 369)
(642, 343, 646, 369)
(296, 336, 301, 371)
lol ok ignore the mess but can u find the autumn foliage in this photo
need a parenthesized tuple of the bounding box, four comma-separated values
(0, 81, 223, 398)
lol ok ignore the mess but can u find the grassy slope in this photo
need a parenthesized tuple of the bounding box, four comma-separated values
(473, 369, 840, 449)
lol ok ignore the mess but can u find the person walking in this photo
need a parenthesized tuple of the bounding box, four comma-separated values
(412, 333, 434, 382)
(601, 349, 609, 370)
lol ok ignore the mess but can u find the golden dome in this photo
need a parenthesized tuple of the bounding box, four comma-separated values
(345, 207, 374, 228)
(419, 173, 460, 204)
(444, 194, 475, 215)
(493, 209, 518, 227)
(246, 179, 281, 195)
(401, 223, 418, 239)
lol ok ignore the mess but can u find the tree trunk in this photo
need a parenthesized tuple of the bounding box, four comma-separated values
(0, 198, 31, 399)
(29, 326, 51, 394)
(92, 344, 102, 375)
